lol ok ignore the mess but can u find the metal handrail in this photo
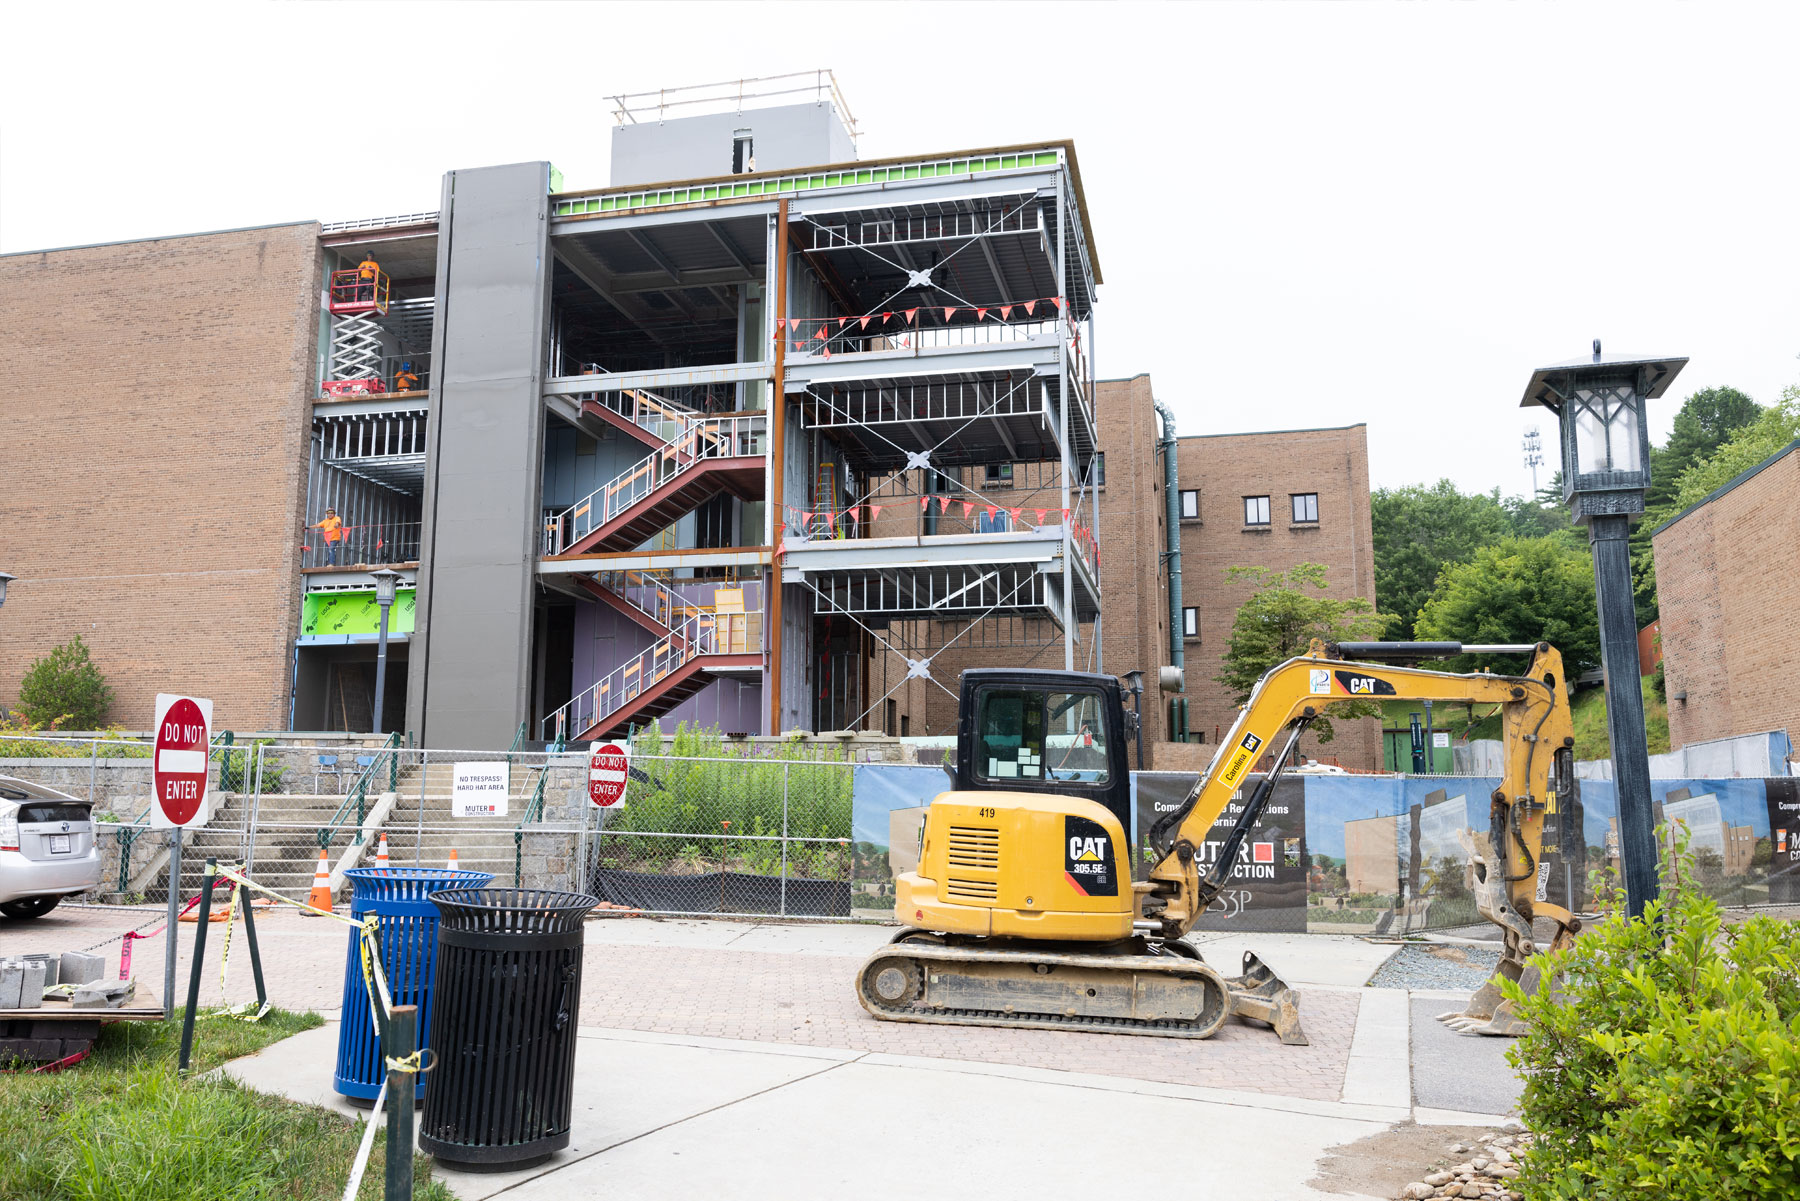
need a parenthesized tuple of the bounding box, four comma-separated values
(314, 731, 403, 850)
(541, 610, 721, 740)
(594, 570, 692, 632)
(547, 414, 766, 554)
(514, 734, 568, 886)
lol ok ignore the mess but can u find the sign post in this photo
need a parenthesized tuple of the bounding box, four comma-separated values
(152, 693, 212, 1019)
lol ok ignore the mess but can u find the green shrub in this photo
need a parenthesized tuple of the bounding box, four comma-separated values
(1505, 826, 1800, 1198)
(15, 635, 114, 728)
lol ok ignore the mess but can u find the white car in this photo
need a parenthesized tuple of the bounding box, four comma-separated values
(0, 776, 101, 919)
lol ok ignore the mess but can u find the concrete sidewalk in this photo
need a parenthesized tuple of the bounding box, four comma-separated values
(223, 1018, 1416, 1201)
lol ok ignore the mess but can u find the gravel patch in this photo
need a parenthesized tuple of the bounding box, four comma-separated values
(1367, 943, 1501, 990)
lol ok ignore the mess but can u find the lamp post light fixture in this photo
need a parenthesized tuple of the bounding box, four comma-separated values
(369, 569, 403, 735)
(1521, 340, 1687, 919)
(0, 572, 14, 609)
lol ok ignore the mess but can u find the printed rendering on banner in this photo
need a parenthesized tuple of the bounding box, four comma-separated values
(1215, 731, 1265, 791)
(1063, 814, 1118, 897)
(451, 761, 510, 819)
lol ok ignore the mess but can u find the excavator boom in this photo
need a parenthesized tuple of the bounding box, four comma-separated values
(1145, 640, 1580, 1035)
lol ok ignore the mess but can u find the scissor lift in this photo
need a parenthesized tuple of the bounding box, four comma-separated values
(322, 267, 392, 396)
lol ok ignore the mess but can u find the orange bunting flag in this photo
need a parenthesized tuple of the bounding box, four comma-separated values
(792, 341, 803, 352)
(976, 308, 988, 321)
(860, 315, 872, 330)
(960, 501, 975, 518)
(904, 308, 918, 324)
(986, 505, 999, 520)
(869, 504, 882, 519)
(1023, 300, 1037, 316)
(1034, 508, 1047, 524)
(943, 307, 956, 322)
(1008, 508, 1021, 522)
(1000, 305, 1013, 321)
(1053, 296, 1067, 312)
(787, 318, 800, 333)
(822, 346, 831, 360)
(813, 327, 829, 340)
(882, 311, 894, 323)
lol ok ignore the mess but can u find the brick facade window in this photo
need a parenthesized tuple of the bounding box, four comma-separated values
(1243, 495, 1271, 526)
(984, 462, 1014, 486)
(1179, 489, 1200, 520)
(1094, 452, 1106, 487)
(1291, 492, 1319, 523)
(1182, 606, 1199, 639)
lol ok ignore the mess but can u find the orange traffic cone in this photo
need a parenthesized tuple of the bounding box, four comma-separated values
(446, 848, 460, 871)
(375, 833, 391, 868)
(302, 849, 333, 914)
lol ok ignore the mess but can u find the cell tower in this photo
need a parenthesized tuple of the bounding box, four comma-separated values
(1523, 427, 1544, 495)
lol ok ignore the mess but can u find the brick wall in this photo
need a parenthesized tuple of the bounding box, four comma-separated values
(1176, 424, 1380, 769)
(1652, 446, 1800, 749)
(0, 223, 323, 730)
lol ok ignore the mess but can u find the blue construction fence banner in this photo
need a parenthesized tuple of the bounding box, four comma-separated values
(849, 764, 1800, 933)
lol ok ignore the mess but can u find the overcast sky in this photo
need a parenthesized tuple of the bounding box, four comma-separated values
(4, 2, 1795, 496)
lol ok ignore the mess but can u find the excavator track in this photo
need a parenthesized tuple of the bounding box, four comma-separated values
(857, 938, 1295, 1041)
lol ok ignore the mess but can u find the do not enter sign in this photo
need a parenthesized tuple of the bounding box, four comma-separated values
(589, 741, 629, 808)
(152, 693, 213, 829)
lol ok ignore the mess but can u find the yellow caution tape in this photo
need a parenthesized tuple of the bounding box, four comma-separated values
(214, 865, 393, 1028)
(384, 1047, 435, 1075)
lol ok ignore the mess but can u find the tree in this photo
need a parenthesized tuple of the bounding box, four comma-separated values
(1413, 537, 1601, 676)
(1371, 480, 1515, 639)
(15, 635, 114, 729)
(1215, 562, 1385, 742)
(1668, 385, 1800, 510)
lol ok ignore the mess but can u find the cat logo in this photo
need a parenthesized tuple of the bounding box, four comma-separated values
(1333, 671, 1397, 697)
(1068, 836, 1107, 862)
(1062, 815, 1118, 897)
(1216, 730, 1264, 790)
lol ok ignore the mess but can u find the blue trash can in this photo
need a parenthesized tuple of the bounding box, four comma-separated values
(334, 865, 494, 1101)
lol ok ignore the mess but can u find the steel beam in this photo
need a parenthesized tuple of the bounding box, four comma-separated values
(544, 361, 773, 396)
(784, 337, 1062, 387)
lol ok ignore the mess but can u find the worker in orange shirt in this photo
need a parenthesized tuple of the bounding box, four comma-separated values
(313, 508, 345, 565)
(393, 361, 419, 393)
(357, 254, 380, 303)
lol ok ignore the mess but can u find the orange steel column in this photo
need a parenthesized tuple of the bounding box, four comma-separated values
(768, 198, 789, 736)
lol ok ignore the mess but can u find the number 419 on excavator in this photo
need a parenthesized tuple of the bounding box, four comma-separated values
(856, 641, 1580, 1043)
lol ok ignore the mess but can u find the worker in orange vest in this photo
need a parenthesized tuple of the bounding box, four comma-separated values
(313, 508, 345, 565)
(357, 255, 380, 302)
(394, 361, 419, 392)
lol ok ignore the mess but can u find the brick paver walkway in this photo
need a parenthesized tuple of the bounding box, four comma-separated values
(11, 905, 1359, 1101)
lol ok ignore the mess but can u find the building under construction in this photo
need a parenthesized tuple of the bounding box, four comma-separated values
(0, 73, 1375, 766)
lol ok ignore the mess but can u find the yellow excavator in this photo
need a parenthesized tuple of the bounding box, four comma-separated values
(855, 641, 1581, 1042)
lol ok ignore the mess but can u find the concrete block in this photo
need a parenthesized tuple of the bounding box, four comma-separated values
(71, 980, 132, 1009)
(0, 962, 21, 1009)
(17, 960, 45, 1009)
(59, 951, 104, 985)
(0, 1038, 64, 1062)
(21, 953, 57, 986)
(31, 1019, 99, 1040)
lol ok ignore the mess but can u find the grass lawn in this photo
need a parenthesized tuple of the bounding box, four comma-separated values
(0, 1008, 455, 1201)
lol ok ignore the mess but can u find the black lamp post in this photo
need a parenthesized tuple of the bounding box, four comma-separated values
(1521, 340, 1687, 919)
(370, 569, 402, 735)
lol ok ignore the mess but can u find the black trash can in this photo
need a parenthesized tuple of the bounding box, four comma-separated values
(420, 887, 599, 1170)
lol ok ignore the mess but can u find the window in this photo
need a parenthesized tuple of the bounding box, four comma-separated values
(1291, 493, 1319, 524)
(885, 698, 897, 738)
(984, 462, 1014, 486)
(1094, 453, 1106, 487)
(973, 686, 1110, 785)
(1243, 495, 1271, 526)
(900, 714, 910, 737)
(1182, 607, 1199, 639)
(731, 131, 755, 174)
(1179, 489, 1200, 520)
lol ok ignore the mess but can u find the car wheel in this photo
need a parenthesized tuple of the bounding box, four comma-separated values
(0, 896, 60, 919)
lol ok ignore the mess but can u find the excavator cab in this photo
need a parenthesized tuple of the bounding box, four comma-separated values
(952, 669, 1133, 832)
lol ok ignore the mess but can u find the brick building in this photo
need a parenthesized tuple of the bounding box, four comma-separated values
(0, 223, 323, 730)
(2, 78, 1374, 762)
(1651, 438, 1800, 751)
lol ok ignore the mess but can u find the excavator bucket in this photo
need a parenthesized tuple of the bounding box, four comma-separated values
(1223, 951, 1309, 1045)
(1437, 832, 1578, 1037)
